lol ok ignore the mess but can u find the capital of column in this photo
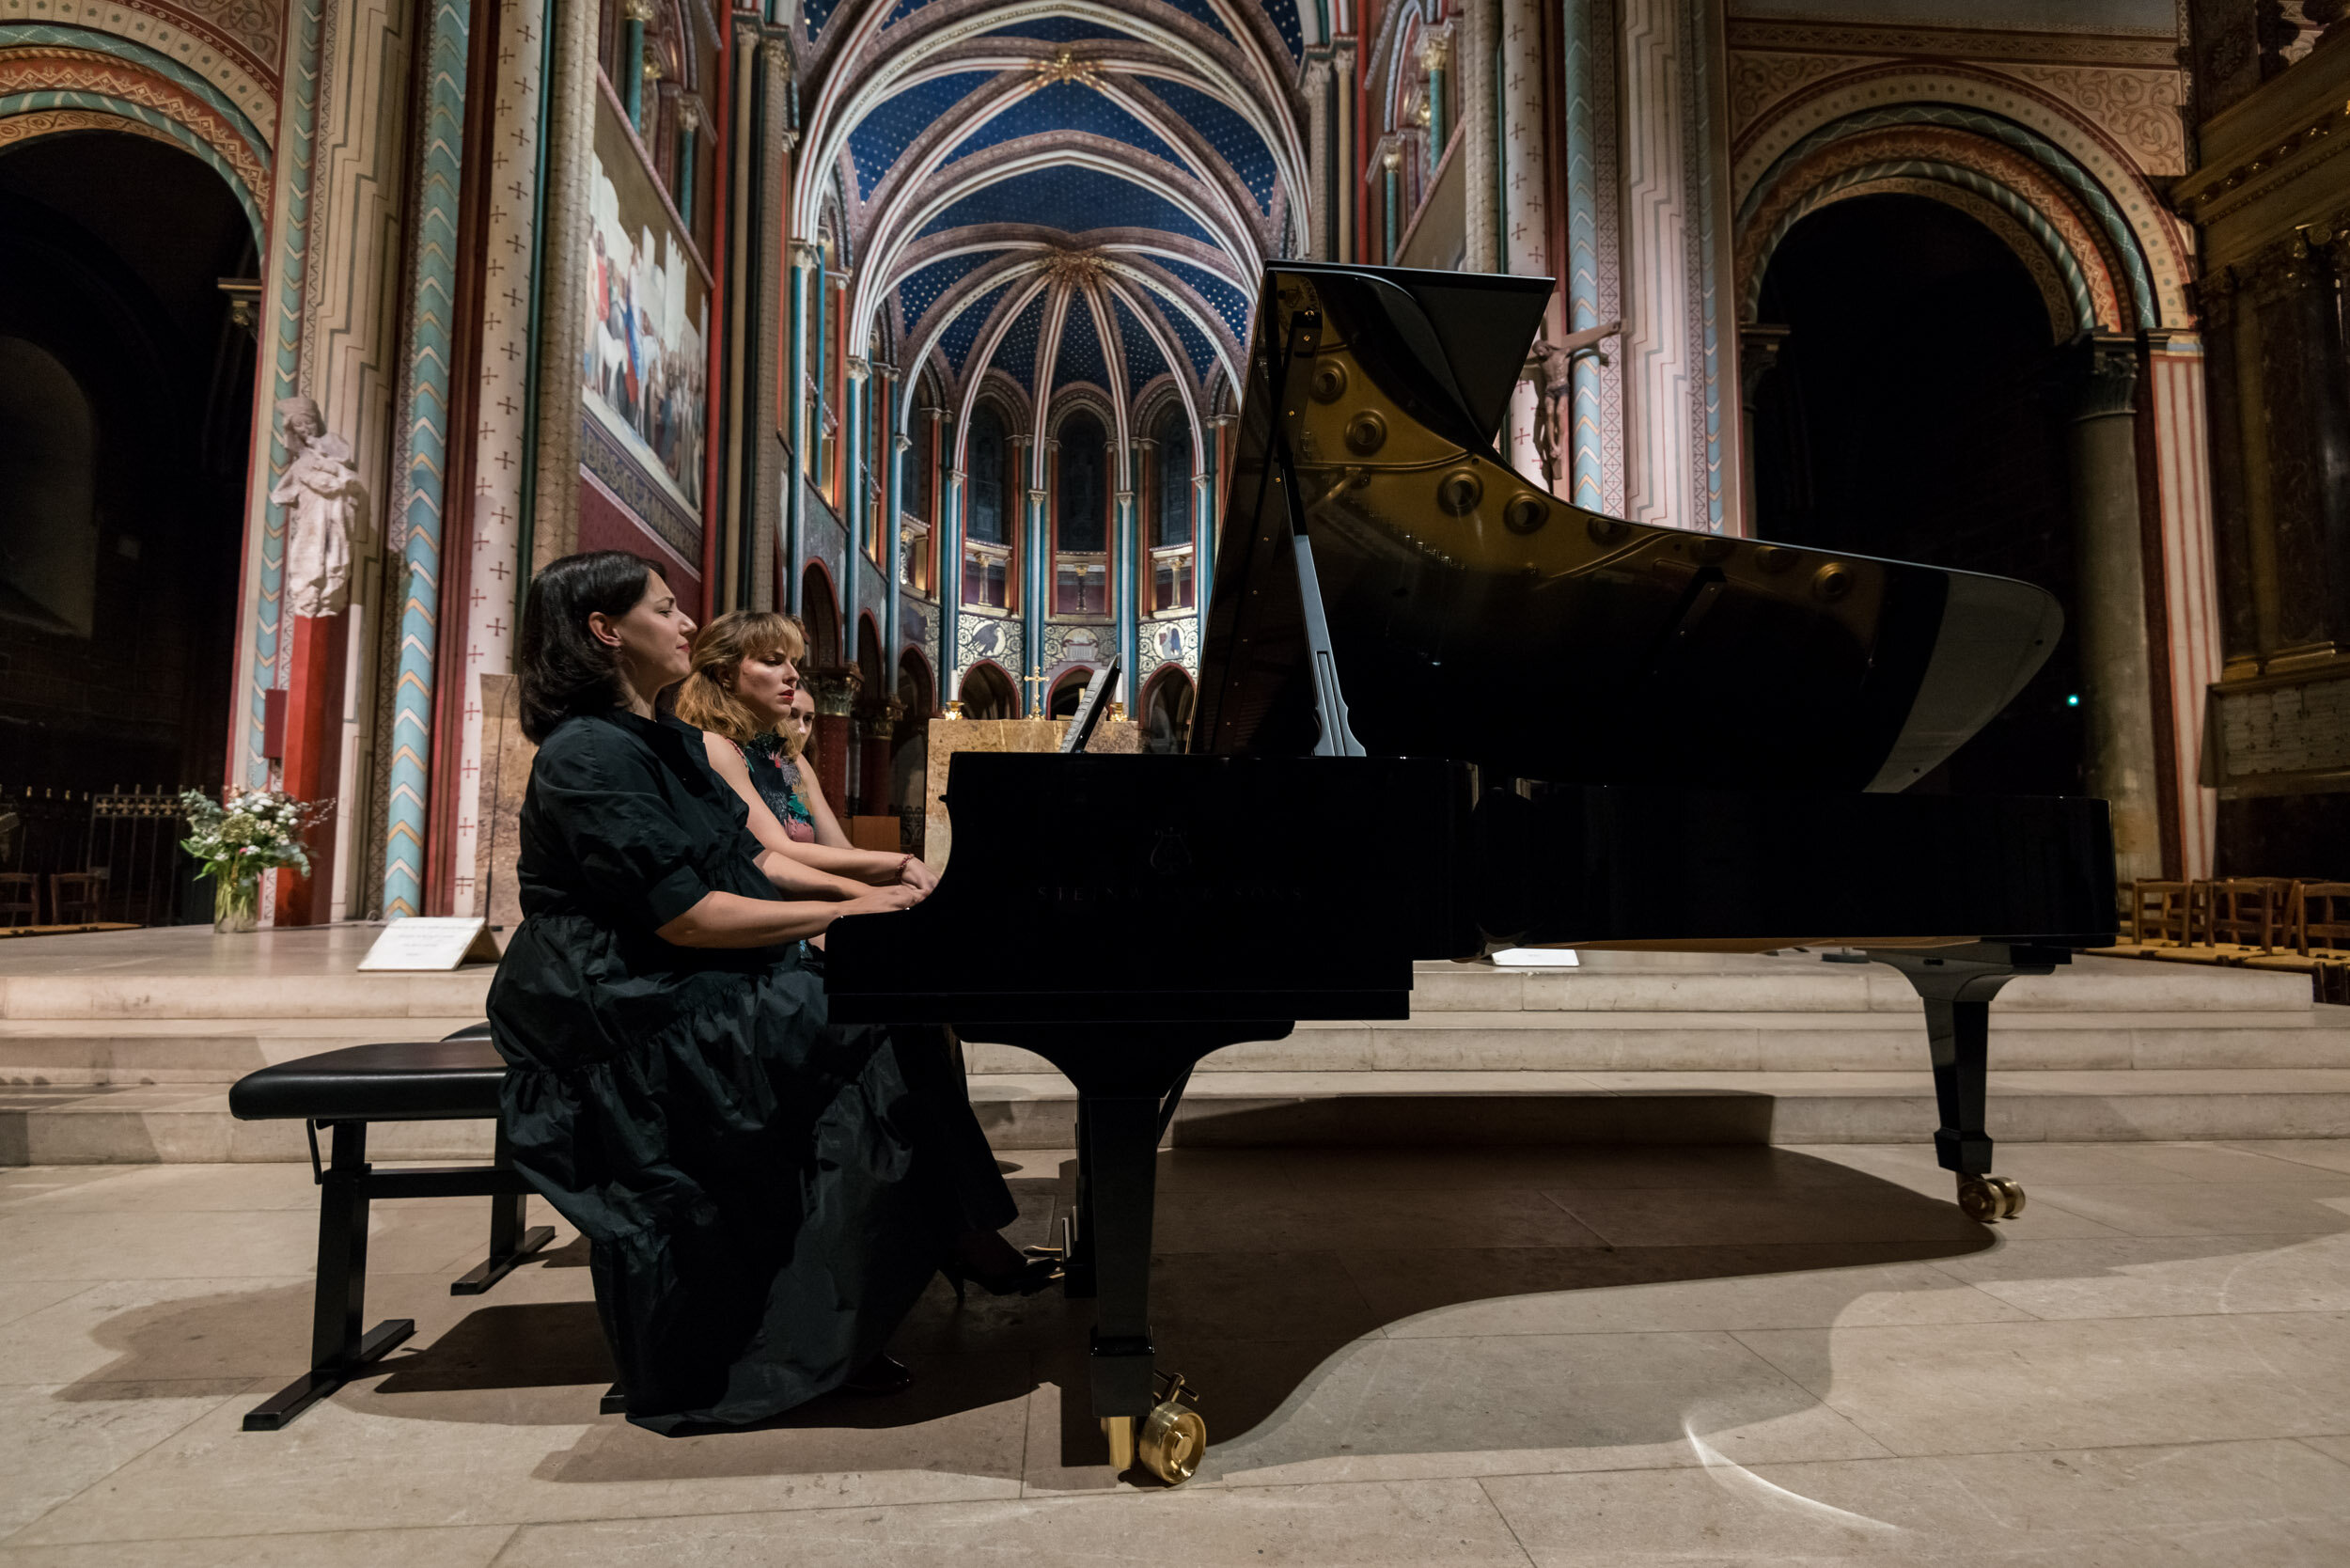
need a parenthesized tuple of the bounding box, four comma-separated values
(855, 695, 905, 736)
(803, 665, 863, 716)
(1113, 489, 1136, 506)
(894, 432, 913, 452)
(789, 240, 821, 271)
(677, 98, 701, 133)
(2073, 334, 2140, 421)
(621, 0, 655, 20)
(1738, 323, 1790, 403)
(1379, 139, 1404, 172)
(846, 356, 870, 384)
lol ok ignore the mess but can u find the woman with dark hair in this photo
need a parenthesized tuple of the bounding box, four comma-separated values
(488, 551, 1052, 1435)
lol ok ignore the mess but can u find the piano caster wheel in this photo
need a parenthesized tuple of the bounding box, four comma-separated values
(1103, 1415, 1137, 1473)
(1137, 1372, 1206, 1486)
(1957, 1174, 2027, 1223)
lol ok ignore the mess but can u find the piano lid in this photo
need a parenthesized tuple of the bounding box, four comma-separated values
(1190, 263, 2063, 794)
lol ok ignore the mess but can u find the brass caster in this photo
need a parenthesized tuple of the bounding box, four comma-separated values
(1957, 1174, 2027, 1222)
(1103, 1415, 1136, 1472)
(1137, 1372, 1206, 1486)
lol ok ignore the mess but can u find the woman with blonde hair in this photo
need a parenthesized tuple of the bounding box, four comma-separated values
(676, 610, 933, 893)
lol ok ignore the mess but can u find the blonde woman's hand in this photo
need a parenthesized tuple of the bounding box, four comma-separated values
(897, 856, 939, 894)
(842, 883, 924, 917)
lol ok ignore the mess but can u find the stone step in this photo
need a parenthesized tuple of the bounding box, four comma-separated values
(1406, 954, 2319, 1013)
(0, 970, 494, 1021)
(12, 1068, 2350, 1164)
(0, 1018, 492, 1086)
(962, 1009, 2350, 1075)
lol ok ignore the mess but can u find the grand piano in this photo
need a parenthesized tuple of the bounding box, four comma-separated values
(826, 262, 2116, 1483)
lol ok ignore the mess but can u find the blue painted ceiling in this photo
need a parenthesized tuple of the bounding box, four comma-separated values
(827, 0, 1297, 416)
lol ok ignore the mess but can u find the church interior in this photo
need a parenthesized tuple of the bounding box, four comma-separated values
(4, 0, 2350, 1560)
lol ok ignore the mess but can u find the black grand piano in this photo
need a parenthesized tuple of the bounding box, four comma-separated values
(827, 262, 2115, 1482)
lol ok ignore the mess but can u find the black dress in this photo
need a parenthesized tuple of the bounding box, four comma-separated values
(485, 708, 1011, 1433)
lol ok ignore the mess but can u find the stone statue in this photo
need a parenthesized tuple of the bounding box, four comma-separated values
(269, 397, 365, 618)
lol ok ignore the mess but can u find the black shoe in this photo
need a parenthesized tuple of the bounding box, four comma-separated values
(840, 1354, 913, 1396)
(941, 1255, 1063, 1306)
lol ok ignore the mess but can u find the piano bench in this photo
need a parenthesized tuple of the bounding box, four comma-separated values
(226, 1026, 555, 1432)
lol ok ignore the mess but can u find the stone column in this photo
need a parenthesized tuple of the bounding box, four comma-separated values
(783, 241, 817, 611)
(1114, 484, 1137, 703)
(886, 424, 909, 660)
(675, 100, 698, 228)
(1461, 0, 1498, 271)
(805, 666, 861, 816)
(940, 467, 964, 693)
(1380, 143, 1402, 262)
(842, 356, 868, 631)
(2147, 332, 2225, 878)
(620, 0, 653, 129)
(1618, 0, 1695, 531)
(1023, 483, 1048, 712)
(2257, 237, 2350, 663)
(1560, 0, 1606, 510)
(2069, 337, 2165, 886)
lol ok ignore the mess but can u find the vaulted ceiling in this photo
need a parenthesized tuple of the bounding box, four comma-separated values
(794, 0, 1311, 455)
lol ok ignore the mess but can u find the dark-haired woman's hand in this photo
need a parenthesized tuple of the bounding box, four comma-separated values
(843, 883, 924, 917)
(897, 857, 938, 895)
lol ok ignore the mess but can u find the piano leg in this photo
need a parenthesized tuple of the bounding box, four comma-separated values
(1081, 1092, 1164, 1472)
(1866, 943, 2064, 1223)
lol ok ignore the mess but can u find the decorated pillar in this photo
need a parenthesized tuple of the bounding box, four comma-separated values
(1114, 484, 1137, 704)
(886, 424, 909, 660)
(1023, 483, 1047, 713)
(940, 467, 964, 692)
(842, 355, 868, 629)
(1560, 0, 1606, 510)
(2070, 337, 2165, 886)
(621, 0, 653, 130)
(1737, 325, 1789, 543)
(1461, 0, 1497, 271)
(2147, 333, 2223, 878)
(1618, 0, 1695, 532)
(1380, 143, 1402, 262)
(784, 241, 817, 611)
(675, 100, 699, 229)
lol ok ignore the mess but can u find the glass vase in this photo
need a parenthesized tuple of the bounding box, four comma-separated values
(212, 874, 260, 935)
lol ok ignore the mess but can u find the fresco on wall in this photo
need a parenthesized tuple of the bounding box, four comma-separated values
(584, 98, 708, 514)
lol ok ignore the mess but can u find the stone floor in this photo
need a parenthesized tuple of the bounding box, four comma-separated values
(4, 1140, 2350, 1564)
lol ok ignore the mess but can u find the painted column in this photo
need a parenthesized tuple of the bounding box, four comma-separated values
(1560, 0, 1605, 510)
(784, 241, 815, 611)
(1461, 0, 1497, 271)
(528, 0, 596, 570)
(1114, 485, 1137, 706)
(2148, 334, 2223, 879)
(886, 420, 908, 662)
(383, 0, 474, 920)
(1617, 0, 1695, 532)
(1736, 324, 1787, 539)
(621, 0, 651, 130)
(941, 468, 964, 696)
(451, 0, 548, 917)
(2070, 337, 2165, 886)
(856, 702, 899, 818)
(675, 101, 698, 229)
(842, 355, 868, 635)
(1424, 39, 1447, 170)
(1023, 483, 1047, 713)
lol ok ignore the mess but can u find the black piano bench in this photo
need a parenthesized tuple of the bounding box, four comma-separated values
(226, 1025, 555, 1432)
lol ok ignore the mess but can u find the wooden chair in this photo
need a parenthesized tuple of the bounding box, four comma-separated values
(0, 872, 37, 928)
(2207, 877, 2295, 955)
(2295, 882, 2350, 957)
(2125, 880, 2201, 947)
(49, 868, 109, 925)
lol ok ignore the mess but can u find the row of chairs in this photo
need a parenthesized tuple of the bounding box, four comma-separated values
(0, 869, 111, 928)
(2117, 878, 2350, 1003)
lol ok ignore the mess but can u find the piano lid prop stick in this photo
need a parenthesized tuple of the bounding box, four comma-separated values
(1059, 656, 1121, 755)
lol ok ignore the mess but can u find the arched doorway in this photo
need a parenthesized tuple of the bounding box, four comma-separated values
(892, 649, 935, 851)
(799, 562, 841, 666)
(958, 662, 1017, 719)
(0, 132, 257, 921)
(1139, 665, 1194, 754)
(1750, 194, 2082, 799)
(1046, 666, 1092, 718)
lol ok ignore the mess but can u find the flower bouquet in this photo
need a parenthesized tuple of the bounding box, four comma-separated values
(179, 787, 326, 933)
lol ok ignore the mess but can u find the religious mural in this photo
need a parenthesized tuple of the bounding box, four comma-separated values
(585, 96, 709, 515)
